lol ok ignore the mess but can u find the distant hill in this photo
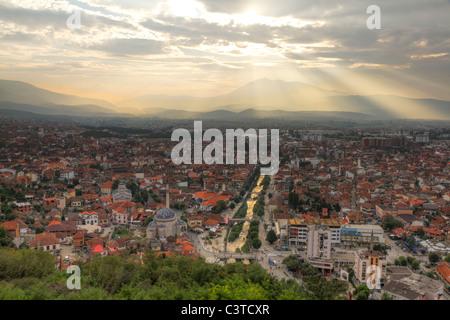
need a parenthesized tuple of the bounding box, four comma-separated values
(118, 78, 450, 120)
(1, 78, 449, 121)
(0, 79, 117, 114)
(0, 101, 133, 118)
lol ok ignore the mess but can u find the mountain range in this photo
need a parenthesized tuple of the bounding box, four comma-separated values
(0, 78, 449, 121)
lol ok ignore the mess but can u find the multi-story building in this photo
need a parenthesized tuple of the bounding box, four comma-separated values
(354, 249, 387, 288)
(112, 182, 132, 202)
(341, 224, 384, 247)
(307, 225, 332, 260)
(113, 207, 128, 226)
(375, 205, 397, 218)
(56, 197, 66, 211)
(13, 201, 32, 214)
(80, 211, 99, 226)
(382, 266, 444, 300)
(287, 218, 341, 249)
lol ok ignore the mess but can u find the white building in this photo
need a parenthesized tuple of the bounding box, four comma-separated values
(80, 211, 98, 225)
(307, 226, 332, 260)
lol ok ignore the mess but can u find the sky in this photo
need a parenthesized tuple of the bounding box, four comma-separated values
(0, 0, 449, 103)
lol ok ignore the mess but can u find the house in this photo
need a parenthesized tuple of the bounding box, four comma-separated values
(13, 201, 32, 215)
(91, 244, 106, 257)
(113, 207, 128, 225)
(0, 221, 20, 238)
(68, 196, 82, 208)
(382, 266, 444, 300)
(149, 239, 162, 251)
(200, 194, 229, 212)
(46, 209, 62, 222)
(43, 197, 57, 210)
(14, 218, 30, 234)
(45, 222, 77, 238)
(105, 240, 121, 255)
(66, 214, 83, 226)
(101, 195, 113, 207)
(423, 227, 445, 241)
(435, 261, 450, 286)
(101, 181, 114, 195)
(204, 219, 219, 231)
(29, 232, 61, 252)
(73, 232, 85, 250)
(187, 215, 204, 232)
(397, 214, 422, 229)
(60, 169, 75, 180)
(108, 200, 137, 225)
(375, 205, 397, 218)
(360, 203, 375, 215)
(98, 213, 110, 226)
(80, 211, 99, 226)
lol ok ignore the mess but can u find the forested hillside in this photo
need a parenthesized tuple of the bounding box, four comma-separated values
(0, 248, 348, 300)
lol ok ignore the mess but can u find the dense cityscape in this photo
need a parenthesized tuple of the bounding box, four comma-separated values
(1, 0, 449, 310)
(0, 117, 449, 300)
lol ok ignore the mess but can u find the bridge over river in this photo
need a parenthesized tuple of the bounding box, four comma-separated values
(216, 252, 257, 261)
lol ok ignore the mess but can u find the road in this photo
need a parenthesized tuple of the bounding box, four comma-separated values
(188, 174, 300, 283)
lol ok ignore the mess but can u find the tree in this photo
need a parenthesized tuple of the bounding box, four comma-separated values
(299, 263, 318, 277)
(288, 190, 299, 209)
(0, 226, 14, 248)
(428, 252, 441, 265)
(303, 275, 348, 300)
(252, 238, 262, 249)
(144, 216, 154, 226)
(405, 235, 416, 249)
(266, 230, 277, 244)
(417, 227, 425, 238)
(283, 255, 301, 273)
(353, 284, 370, 300)
(382, 214, 403, 231)
(381, 292, 394, 300)
(398, 256, 408, 266)
(213, 200, 227, 214)
(373, 244, 387, 255)
(410, 259, 420, 270)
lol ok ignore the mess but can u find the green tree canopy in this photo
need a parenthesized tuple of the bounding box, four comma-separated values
(266, 230, 278, 244)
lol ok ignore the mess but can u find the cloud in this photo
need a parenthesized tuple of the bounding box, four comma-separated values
(87, 38, 167, 56)
(410, 53, 448, 60)
(0, 0, 449, 98)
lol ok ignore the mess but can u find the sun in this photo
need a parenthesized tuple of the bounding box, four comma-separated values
(239, 9, 261, 25)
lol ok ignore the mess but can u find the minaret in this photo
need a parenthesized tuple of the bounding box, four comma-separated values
(166, 184, 170, 208)
(370, 230, 374, 252)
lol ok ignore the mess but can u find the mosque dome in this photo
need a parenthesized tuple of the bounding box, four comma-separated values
(155, 207, 175, 220)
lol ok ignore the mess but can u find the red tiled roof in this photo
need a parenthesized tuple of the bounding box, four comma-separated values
(92, 245, 104, 253)
(0, 221, 18, 231)
(436, 261, 450, 284)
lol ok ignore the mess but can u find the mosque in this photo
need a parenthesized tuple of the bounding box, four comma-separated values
(146, 185, 187, 241)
